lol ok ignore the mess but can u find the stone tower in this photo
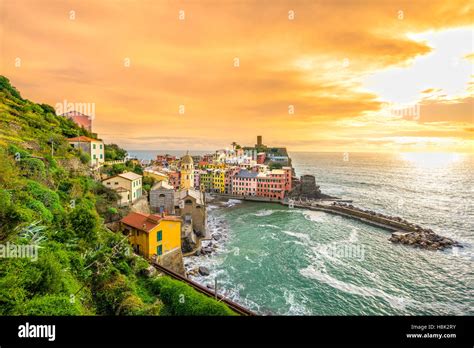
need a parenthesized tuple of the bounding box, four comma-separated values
(180, 151, 194, 189)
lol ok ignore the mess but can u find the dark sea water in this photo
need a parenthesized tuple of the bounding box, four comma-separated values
(130, 150, 474, 315)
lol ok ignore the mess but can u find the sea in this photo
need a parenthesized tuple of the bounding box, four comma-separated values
(128, 150, 474, 315)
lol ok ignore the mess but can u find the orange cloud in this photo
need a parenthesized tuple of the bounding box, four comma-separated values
(1, 0, 472, 152)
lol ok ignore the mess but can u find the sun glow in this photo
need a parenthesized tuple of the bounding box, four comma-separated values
(399, 152, 463, 168)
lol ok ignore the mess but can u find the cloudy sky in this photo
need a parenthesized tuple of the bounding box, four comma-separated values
(1, 0, 472, 152)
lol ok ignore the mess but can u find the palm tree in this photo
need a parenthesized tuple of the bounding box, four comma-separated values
(231, 142, 237, 150)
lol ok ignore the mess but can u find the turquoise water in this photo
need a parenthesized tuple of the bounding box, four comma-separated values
(182, 152, 473, 315)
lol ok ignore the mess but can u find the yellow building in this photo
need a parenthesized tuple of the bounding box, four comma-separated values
(144, 168, 169, 183)
(199, 169, 225, 193)
(180, 152, 194, 189)
(203, 162, 226, 170)
(121, 212, 181, 260)
(212, 170, 225, 193)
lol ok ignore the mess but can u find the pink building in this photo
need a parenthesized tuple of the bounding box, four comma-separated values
(225, 167, 240, 194)
(231, 170, 258, 196)
(168, 171, 180, 190)
(156, 154, 176, 166)
(194, 169, 206, 190)
(256, 169, 286, 200)
(282, 166, 292, 192)
(61, 111, 92, 132)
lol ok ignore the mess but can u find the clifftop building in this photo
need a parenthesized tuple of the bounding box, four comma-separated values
(67, 135, 104, 167)
(61, 111, 92, 132)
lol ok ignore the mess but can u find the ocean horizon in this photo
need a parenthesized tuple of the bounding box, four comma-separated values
(180, 151, 473, 315)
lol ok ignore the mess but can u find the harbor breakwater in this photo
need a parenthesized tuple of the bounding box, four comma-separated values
(209, 194, 460, 251)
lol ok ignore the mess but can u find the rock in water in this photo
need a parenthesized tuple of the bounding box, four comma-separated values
(389, 230, 458, 250)
(198, 266, 210, 276)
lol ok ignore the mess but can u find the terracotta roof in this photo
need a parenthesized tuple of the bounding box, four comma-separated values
(67, 136, 102, 142)
(121, 212, 180, 232)
(121, 212, 159, 232)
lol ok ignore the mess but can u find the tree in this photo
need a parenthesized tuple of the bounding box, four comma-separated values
(69, 205, 99, 243)
(105, 144, 127, 161)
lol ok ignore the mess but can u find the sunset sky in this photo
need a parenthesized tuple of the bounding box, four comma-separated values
(0, 0, 472, 152)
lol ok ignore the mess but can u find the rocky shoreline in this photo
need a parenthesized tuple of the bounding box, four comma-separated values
(184, 197, 236, 283)
(332, 202, 461, 251)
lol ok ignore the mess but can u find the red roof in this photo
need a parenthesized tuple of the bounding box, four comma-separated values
(67, 136, 101, 142)
(121, 212, 180, 232)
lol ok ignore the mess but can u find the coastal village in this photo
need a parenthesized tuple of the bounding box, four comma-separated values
(62, 111, 460, 279)
(61, 111, 324, 276)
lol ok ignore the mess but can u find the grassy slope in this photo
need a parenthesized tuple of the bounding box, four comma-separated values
(0, 76, 236, 316)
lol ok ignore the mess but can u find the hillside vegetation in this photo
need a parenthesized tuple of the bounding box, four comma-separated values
(0, 76, 235, 316)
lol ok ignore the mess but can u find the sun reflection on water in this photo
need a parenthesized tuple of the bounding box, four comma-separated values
(399, 152, 464, 169)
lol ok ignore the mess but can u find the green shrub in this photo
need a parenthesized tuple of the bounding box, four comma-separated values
(68, 204, 99, 243)
(35, 250, 64, 294)
(23, 295, 83, 315)
(149, 276, 237, 316)
(25, 180, 64, 223)
(26, 199, 54, 223)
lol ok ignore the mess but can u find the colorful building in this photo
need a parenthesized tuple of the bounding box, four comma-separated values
(282, 166, 293, 192)
(167, 170, 180, 190)
(193, 169, 207, 190)
(121, 212, 181, 260)
(179, 153, 194, 190)
(224, 167, 240, 194)
(67, 136, 104, 167)
(143, 168, 169, 184)
(61, 111, 92, 132)
(231, 170, 258, 196)
(200, 170, 213, 191)
(212, 170, 225, 193)
(256, 169, 286, 200)
(156, 154, 176, 165)
(102, 171, 143, 205)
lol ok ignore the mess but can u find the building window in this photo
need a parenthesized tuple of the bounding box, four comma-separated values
(157, 230, 162, 242)
(157, 245, 162, 256)
(100, 154, 103, 159)
(100, 144, 103, 149)
(93, 144, 96, 149)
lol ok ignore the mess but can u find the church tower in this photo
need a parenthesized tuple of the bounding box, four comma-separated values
(180, 151, 194, 190)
